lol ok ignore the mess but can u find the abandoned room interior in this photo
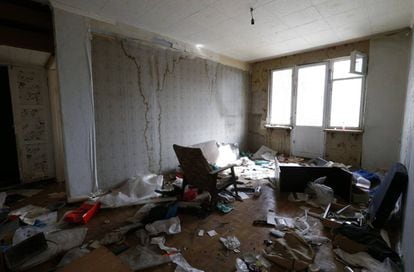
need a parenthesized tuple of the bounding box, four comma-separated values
(1, 0, 414, 271)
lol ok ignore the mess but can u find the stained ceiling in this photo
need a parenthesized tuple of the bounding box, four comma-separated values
(50, 0, 413, 62)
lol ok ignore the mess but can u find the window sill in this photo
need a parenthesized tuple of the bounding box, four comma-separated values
(264, 124, 293, 130)
(324, 128, 363, 134)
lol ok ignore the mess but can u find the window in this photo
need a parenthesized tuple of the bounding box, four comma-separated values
(296, 64, 326, 126)
(269, 68, 292, 125)
(329, 58, 364, 128)
(268, 56, 366, 129)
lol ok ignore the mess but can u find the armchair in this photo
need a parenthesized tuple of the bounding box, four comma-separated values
(173, 144, 238, 206)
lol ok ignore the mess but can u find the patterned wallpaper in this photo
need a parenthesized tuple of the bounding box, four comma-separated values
(9, 66, 53, 182)
(92, 36, 249, 189)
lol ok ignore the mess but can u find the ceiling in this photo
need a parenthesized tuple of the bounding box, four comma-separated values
(50, 0, 413, 62)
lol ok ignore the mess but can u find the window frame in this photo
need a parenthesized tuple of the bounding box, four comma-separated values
(294, 62, 329, 128)
(267, 56, 366, 130)
(326, 57, 366, 130)
(267, 67, 294, 127)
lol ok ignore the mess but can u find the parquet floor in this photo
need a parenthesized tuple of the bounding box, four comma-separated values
(12, 182, 344, 272)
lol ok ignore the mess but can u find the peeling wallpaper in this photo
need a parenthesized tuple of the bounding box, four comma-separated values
(92, 36, 249, 189)
(248, 41, 370, 164)
(325, 131, 362, 166)
(8, 66, 54, 182)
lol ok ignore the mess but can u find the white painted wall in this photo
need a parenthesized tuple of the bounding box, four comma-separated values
(400, 31, 414, 268)
(362, 31, 410, 170)
(53, 9, 95, 200)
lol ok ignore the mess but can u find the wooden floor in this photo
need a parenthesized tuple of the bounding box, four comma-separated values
(10, 182, 345, 272)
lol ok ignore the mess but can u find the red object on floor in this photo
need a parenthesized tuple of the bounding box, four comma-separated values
(64, 201, 101, 224)
(183, 188, 198, 201)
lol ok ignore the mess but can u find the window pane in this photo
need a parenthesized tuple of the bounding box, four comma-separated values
(270, 69, 292, 125)
(333, 59, 360, 79)
(296, 65, 326, 126)
(330, 78, 363, 128)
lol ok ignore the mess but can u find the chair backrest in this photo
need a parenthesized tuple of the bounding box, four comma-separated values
(368, 162, 408, 228)
(173, 144, 212, 185)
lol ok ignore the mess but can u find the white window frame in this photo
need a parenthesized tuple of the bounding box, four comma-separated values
(326, 57, 366, 130)
(267, 67, 294, 127)
(267, 57, 366, 130)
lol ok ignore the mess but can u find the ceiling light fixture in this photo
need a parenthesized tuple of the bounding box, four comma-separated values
(250, 7, 255, 25)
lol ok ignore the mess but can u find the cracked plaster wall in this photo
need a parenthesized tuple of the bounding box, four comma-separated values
(92, 36, 249, 189)
(249, 41, 370, 163)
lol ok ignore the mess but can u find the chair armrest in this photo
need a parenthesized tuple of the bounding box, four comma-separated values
(209, 164, 236, 175)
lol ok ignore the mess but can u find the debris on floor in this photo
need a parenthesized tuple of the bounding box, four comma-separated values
(152, 236, 204, 272)
(145, 216, 181, 235)
(219, 235, 241, 252)
(207, 229, 218, 237)
(216, 202, 233, 213)
(252, 145, 277, 161)
(64, 201, 100, 224)
(263, 231, 315, 271)
(98, 174, 173, 208)
(0, 155, 406, 272)
(118, 245, 170, 270)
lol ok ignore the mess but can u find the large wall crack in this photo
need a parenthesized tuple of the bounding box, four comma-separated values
(204, 60, 219, 103)
(120, 41, 154, 171)
(155, 54, 186, 171)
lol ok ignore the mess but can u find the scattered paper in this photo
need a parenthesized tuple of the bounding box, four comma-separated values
(219, 236, 241, 252)
(13, 211, 58, 245)
(266, 211, 294, 229)
(57, 247, 90, 268)
(145, 216, 181, 235)
(198, 230, 204, 237)
(252, 145, 277, 160)
(152, 236, 204, 272)
(18, 228, 88, 270)
(237, 192, 249, 200)
(9, 205, 50, 225)
(89, 240, 101, 249)
(119, 245, 170, 270)
(207, 230, 218, 237)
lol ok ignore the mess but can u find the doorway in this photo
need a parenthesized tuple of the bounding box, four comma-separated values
(291, 63, 328, 158)
(0, 66, 20, 186)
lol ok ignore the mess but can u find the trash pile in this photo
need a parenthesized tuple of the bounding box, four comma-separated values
(0, 172, 212, 271)
(279, 169, 404, 272)
(0, 143, 405, 272)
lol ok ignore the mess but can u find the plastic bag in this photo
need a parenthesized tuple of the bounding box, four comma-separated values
(306, 178, 334, 206)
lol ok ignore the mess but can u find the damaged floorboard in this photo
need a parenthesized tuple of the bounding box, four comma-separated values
(13, 183, 344, 272)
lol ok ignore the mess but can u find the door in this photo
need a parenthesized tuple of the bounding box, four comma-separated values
(8, 65, 55, 182)
(0, 66, 20, 186)
(291, 63, 327, 158)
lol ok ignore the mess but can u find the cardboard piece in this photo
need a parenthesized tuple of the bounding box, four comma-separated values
(57, 246, 132, 272)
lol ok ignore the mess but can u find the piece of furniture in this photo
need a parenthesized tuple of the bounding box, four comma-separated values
(368, 162, 408, 228)
(279, 166, 353, 202)
(173, 144, 238, 206)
